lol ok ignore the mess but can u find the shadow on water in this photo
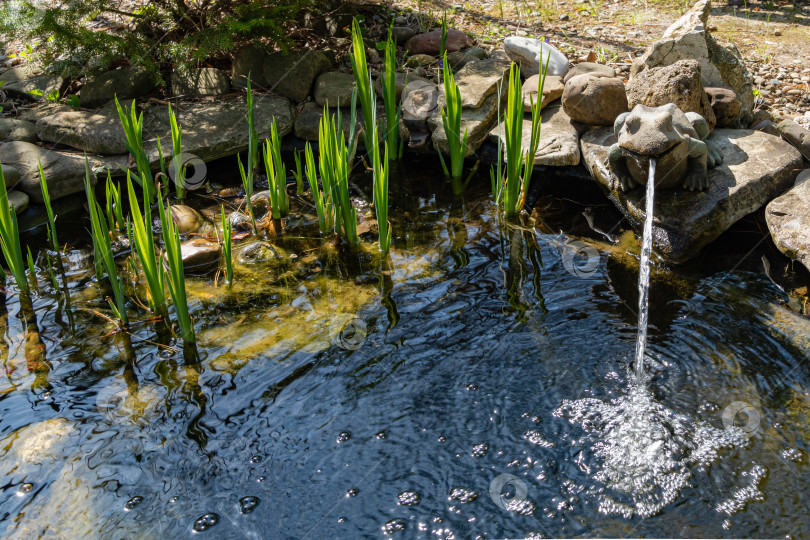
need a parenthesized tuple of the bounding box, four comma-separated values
(0, 155, 809, 538)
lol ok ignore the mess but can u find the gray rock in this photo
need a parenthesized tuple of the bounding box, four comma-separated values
(630, 0, 754, 127)
(766, 169, 810, 272)
(404, 29, 472, 56)
(776, 120, 810, 161)
(562, 74, 628, 126)
(1, 163, 21, 189)
(626, 59, 716, 130)
(8, 189, 29, 215)
(293, 102, 384, 143)
(503, 36, 569, 77)
(0, 141, 96, 202)
(404, 54, 436, 68)
(374, 72, 424, 102)
(314, 72, 356, 107)
(0, 119, 38, 142)
(0, 64, 43, 84)
(2, 74, 66, 100)
(232, 45, 270, 88)
(581, 127, 803, 262)
(81, 66, 157, 108)
(452, 50, 511, 109)
(263, 50, 332, 103)
(18, 103, 72, 123)
(391, 26, 416, 45)
(523, 74, 564, 111)
(36, 111, 127, 154)
(171, 67, 231, 98)
(488, 103, 580, 166)
(140, 95, 295, 166)
(429, 87, 504, 156)
(705, 86, 740, 128)
(402, 80, 439, 131)
(563, 62, 615, 83)
(446, 47, 488, 70)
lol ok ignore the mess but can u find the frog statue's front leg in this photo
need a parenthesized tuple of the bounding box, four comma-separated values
(682, 137, 709, 192)
(607, 143, 637, 192)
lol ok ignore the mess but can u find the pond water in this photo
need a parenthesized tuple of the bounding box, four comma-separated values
(1, 157, 809, 539)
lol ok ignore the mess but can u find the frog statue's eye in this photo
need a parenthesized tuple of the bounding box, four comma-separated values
(625, 114, 641, 134)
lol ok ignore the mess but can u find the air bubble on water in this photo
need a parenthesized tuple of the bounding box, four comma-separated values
(336, 431, 351, 443)
(471, 443, 488, 457)
(125, 495, 144, 510)
(715, 464, 767, 515)
(192, 513, 219, 532)
(256, 476, 266, 483)
(337, 516, 347, 523)
(375, 431, 387, 439)
(448, 487, 478, 504)
(17, 483, 33, 496)
(503, 497, 537, 516)
(346, 488, 358, 497)
(249, 455, 262, 464)
(782, 447, 804, 463)
(239, 496, 259, 514)
(524, 429, 555, 448)
(397, 491, 421, 506)
(381, 518, 406, 534)
(555, 384, 751, 517)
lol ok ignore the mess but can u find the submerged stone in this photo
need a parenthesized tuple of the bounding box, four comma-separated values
(178, 238, 221, 274)
(766, 169, 810, 272)
(581, 127, 803, 263)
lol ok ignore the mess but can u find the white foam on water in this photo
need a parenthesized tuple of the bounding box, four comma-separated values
(555, 383, 752, 518)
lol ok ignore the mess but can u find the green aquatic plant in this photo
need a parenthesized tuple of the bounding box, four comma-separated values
(370, 110, 391, 254)
(350, 18, 374, 151)
(318, 105, 358, 243)
(304, 142, 332, 234)
(439, 10, 448, 59)
(26, 247, 38, 292)
(1, 164, 31, 295)
(220, 206, 234, 287)
(115, 96, 155, 202)
(105, 172, 125, 239)
(502, 62, 526, 217)
(84, 158, 128, 324)
(127, 173, 168, 320)
(262, 117, 290, 219)
(293, 150, 304, 195)
(521, 53, 550, 205)
(239, 77, 259, 233)
(438, 52, 468, 181)
(381, 24, 403, 161)
(168, 104, 186, 198)
(37, 158, 59, 253)
(157, 189, 195, 344)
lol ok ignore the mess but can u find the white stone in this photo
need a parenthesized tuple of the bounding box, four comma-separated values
(503, 37, 569, 78)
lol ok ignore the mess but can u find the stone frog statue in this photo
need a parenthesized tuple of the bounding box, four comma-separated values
(607, 103, 724, 192)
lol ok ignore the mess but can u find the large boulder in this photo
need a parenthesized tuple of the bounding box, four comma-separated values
(630, 0, 753, 127)
(581, 127, 804, 262)
(81, 66, 157, 108)
(503, 36, 569, 77)
(489, 103, 580, 167)
(314, 72, 356, 107)
(766, 169, 810, 272)
(562, 74, 629, 126)
(404, 29, 472, 56)
(262, 50, 332, 103)
(171, 67, 231, 98)
(232, 45, 270, 88)
(1, 74, 66, 101)
(626, 59, 716, 130)
(1, 163, 21, 189)
(0, 141, 96, 202)
(36, 111, 127, 154)
(0, 119, 38, 143)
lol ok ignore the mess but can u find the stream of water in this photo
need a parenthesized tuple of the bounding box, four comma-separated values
(634, 159, 656, 377)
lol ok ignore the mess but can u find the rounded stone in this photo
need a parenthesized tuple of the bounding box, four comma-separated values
(705, 86, 740, 128)
(562, 74, 629, 126)
(169, 204, 204, 234)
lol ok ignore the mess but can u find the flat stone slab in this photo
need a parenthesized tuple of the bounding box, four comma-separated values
(581, 127, 804, 263)
(488, 104, 580, 167)
(0, 118, 38, 143)
(36, 111, 127, 154)
(429, 89, 504, 157)
(453, 50, 511, 109)
(140, 95, 295, 165)
(766, 169, 810, 272)
(0, 141, 97, 203)
(2, 74, 65, 100)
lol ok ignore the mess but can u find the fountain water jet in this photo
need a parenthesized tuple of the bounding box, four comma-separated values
(634, 159, 656, 377)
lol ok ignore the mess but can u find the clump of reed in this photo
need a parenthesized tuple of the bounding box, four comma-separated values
(262, 117, 290, 219)
(381, 23, 403, 161)
(157, 187, 195, 344)
(318, 104, 358, 243)
(438, 51, 468, 182)
(115, 96, 155, 202)
(220, 206, 234, 287)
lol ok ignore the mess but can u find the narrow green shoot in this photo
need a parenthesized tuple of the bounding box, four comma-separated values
(440, 10, 448, 59)
(350, 18, 374, 151)
(37, 158, 59, 252)
(318, 105, 358, 243)
(26, 247, 38, 291)
(369, 89, 391, 254)
(503, 63, 525, 217)
(105, 172, 125, 239)
(157, 189, 195, 344)
(240, 77, 259, 233)
(0, 163, 29, 294)
(293, 151, 304, 195)
(305, 142, 331, 234)
(262, 117, 289, 219)
(220, 206, 233, 287)
(127, 172, 168, 320)
(84, 158, 128, 325)
(168, 104, 186, 198)
(438, 52, 468, 181)
(115, 96, 154, 202)
(381, 24, 403, 161)
(521, 53, 550, 204)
